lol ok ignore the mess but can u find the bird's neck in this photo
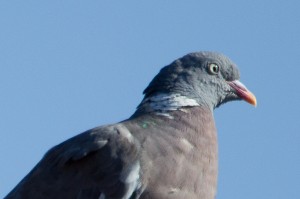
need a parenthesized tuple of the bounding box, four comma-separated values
(131, 93, 200, 118)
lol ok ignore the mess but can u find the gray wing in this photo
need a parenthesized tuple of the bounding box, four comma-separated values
(5, 124, 141, 199)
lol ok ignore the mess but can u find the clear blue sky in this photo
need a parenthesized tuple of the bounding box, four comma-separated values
(1, 1, 299, 198)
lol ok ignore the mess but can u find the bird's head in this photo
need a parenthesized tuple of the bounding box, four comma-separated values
(143, 52, 256, 111)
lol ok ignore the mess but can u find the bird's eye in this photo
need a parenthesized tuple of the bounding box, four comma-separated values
(208, 63, 220, 75)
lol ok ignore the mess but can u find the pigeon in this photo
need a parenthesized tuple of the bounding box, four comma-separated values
(5, 52, 256, 199)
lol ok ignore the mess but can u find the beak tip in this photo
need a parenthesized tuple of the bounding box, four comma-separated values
(248, 92, 257, 107)
(243, 91, 257, 107)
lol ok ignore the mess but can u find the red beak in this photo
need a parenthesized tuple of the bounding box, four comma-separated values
(227, 80, 257, 106)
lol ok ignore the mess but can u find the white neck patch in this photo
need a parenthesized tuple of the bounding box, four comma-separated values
(138, 93, 199, 117)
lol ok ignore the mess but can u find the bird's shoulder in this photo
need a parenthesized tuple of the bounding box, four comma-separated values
(43, 123, 140, 168)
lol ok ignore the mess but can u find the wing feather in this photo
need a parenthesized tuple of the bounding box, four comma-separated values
(5, 124, 141, 199)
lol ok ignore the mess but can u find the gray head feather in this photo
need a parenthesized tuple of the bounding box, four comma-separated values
(143, 52, 241, 110)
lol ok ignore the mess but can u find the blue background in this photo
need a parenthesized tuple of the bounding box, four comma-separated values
(1, 1, 299, 198)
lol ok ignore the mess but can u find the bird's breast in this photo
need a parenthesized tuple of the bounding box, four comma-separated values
(128, 107, 218, 199)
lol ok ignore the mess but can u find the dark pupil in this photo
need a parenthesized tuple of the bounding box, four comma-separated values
(213, 66, 217, 72)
